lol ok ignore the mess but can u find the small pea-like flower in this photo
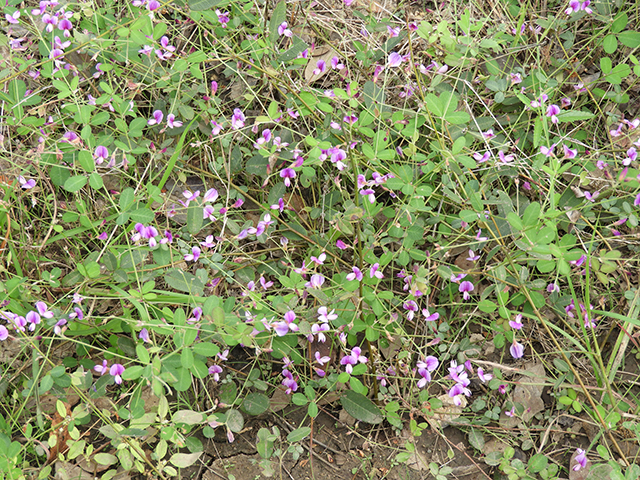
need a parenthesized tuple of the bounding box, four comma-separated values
(510, 340, 524, 359)
(476, 229, 488, 242)
(94, 146, 109, 165)
(315, 351, 330, 366)
(312, 59, 326, 75)
(563, 144, 577, 159)
(634, 193, 640, 207)
(369, 263, 384, 279)
(318, 307, 338, 323)
(35, 301, 54, 319)
(139, 328, 150, 343)
(95, 360, 109, 375)
(231, 108, 245, 130)
(584, 191, 599, 202)
(167, 114, 183, 128)
(459, 281, 474, 300)
(546, 104, 560, 124)
(482, 129, 495, 139)
(388, 51, 404, 68)
(305, 273, 325, 289)
(473, 151, 490, 163)
(467, 250, 480, 261)
(281, 369, 298, 394)
(477, 368, 493, 382)
(210, 121, 223, 135)
(509, 314, 523, 330)
(498, 384, 507, 394)
(573, 448, 587, 471)
(184, 246, 201, 262)
(625, 147, 637, 166)
(360, 188, 375, 203)
(403, 300, 418, 320)
(18, 176, 36, 189)
(280, 167, 296, 187)
(540, 144, 555, 157)
(336, 239, 348, 250)
(209, 365, 223, 381)
(422, 308, 439, 322)
(346, 267, 363, 281)
(505, 406, 516, 417)
(73, 294, 83, 305)
(147, 110, 163, 125)
(498, 150, 515, 163)
(0, 325, 9, 341)
(271, 197, 285, 213)
(340, 347, 367, 373)
(187, 307, 202, 324)
(277, 22, 292, 37)
(109, 364, 125, 384)
(274, 310, 299, 337)
(310, 252, 326, 265)
(547, 282, 560, 293)
(510, 72, 522, 84)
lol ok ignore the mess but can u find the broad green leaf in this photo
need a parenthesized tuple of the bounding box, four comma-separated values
(164, 269, 205, 296)
(468, 428, 485, 450)
(193, 342, 220, 357)
(64, 175, 88, 192)
(603, 34, 618, 54)
(445, 110, 470, 125)
(619, 31, 640, 49)
(277, 35, 309, 63)
(269, 2, 287, 44)
(242, 393, 270, 416)
(425, 93, 444, 117)
(129, 207, 154, 223)
(287, 427, 311, 443)
(122, 366, 143, 380)
(600, 57, 612, 74)
(226, 408, 244, 432)
(187, 204, 203, 234)
(556, 110, 595, 123)
(611, 12, 628, 33)
(169, 451, 202, 468)
(173, 410, 205, 425)
(174, 367, 192, 392)
(94, 453, 118, 465)
(136, 344, 149, 364)
(219, 381, 237, 404)
(522, 202, 541, 227)
(181, 348, 194, 369)
(88, 172, 103, 190)
(119, 187, 135, 210)
(78, 150, 95, 172)
(340, 390, 383, 424)
(506, 212, 523, 231)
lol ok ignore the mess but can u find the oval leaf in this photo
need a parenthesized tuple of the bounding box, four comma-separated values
(169, 451, 202, 468)
(340, 390, 383, 424)
(93, 453, 118, 465)
(173, 410, 205, 425)
(226, 408, 244, 432)
(241, 392, 269, 416)
(287, 426, 311, 443)
(63, 175, 88, 193)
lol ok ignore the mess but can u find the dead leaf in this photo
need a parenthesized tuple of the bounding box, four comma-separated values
(305, 46, 337, 84)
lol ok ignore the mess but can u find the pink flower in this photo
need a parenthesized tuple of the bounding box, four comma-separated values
(280, 167, 296, 187)
(422, 308, 439, 322)
(388, 52, 404, 68)
(94, 146, 109, 165)
(277, 22, 292, 37)
(312, 59, 327, 75)
(148, 110, 163, 125)
(94, 360, 109, 375)
(167, 114, 182, 128)
(563, 144, 577, 159)
(473, 151, 490, 163)
(18, 176, 36, 189)
(573, 448, 587, 471)
(346, 267, 363, 281)
(509, 314, 523, 330)
(184, 246, 201, 262)
(510, 340, 524, 359)
(369, 263, 384, 279)
(109, 363, 125, 384)
(477, 368, 493, 382)
(231, 108, 245, 130)
(6, 11, 20, 24)
(459, 281, 474, 300)
(336, 239, 348, 250)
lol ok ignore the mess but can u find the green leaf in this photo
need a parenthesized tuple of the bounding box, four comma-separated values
(181, 348, 194, 369)
(478, 300, 497, 313)
(136, 344, 149, 364)
(269, 1, 287, 44)
(192, 342, 220, 357)
(445, 111, 470, 125)
(425, 93, 444, 117)
(468, 428, 485, 450)
(88, 172, 103, 190)
(187, 204, 203, 234)
(119, 187, 135, 210)
(169, 452, 202, 468)
(63, 175, 88, 193)
(219, 381, 237, 404)
(173, 410, 205, 425)
(277, 35, 309, 63)
(287, 427, 311, 443)
(619, 31, 640, 49)
(340, 390, 383, 424)
(241, 393, 270, 416)
(122, 366, 143, 380)
(226, 408, 244, 432)
(601, 57, 612, 74)
(603, 34, 618, 54)
(94, 453, 118, 465)
(506, 212, 523, 231)
(164, 269, 205, 296)
(556, 110, 595, 123)
(611, 12, 628, 33)
(522, 202, 540, 227)
(78, 151, 95, 172)
(129, 207, 154, 224)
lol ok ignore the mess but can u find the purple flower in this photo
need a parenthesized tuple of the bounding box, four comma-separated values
(510, 73, 522, 84)
(403, 300, 418, 320)
(0, 325, 9, 341)
(340, 346, 367, 373)
(110, 364, 125, 384)
(476, 229, 488, 242)
(498, 150, 515, 163)
(634, 193, 640, 207)
(482, 129, 495, 139)
(509, 314, 523, 330)
(209, 365, 223, 381)
(546, 104, 560, 124)
(309, 322, 330, 343)
(305, 273, 325, 289)
(6, 11, 20, 24)
(278, 22, 292, 37)
(466, 250, 480, 261)
(312, 59, 327, 75)
(210, 121, 223, 135)
(422, 308, 439, 322)
(167, 114, 183, 128)
(563, 144, 577, 159)
(231, 108, 245, 130)
(573, 448, 587, 471)
(281, 369, 298, 394)
(95, 360, 109, 375)
(584, 191, 599, 202)
(310, 252, 326, 265)
(318, 306, 337, 322)
(498, 384, 507, 394)
(540, 144, 555, 157)
(369, 263, 384, 279)
(360, 188, 375, 203)
(315, 351, 330, 366)
(388, 52, 403, 68)
(188, 307, 203, 324)
(280, 167, 296, 187)
(271, 197, 285, 212)
(625, 147, 637, 166)
(148, 110, 163, 125)
(505, 406, 516, 417)
(346, 267, 363, 281)
(336, 239, 348, 250)
(448, 383, 471, 406)
(477, 367, 493, 382)
(510, 340, 524, 359)
(275, 310, 299, 337)
(459, 281, 474, 300)
(139, 328, 150, 343)
(94, 146, 109, 165)
(216, 9, 229, 27)
(184, 246, 201, 262)
(473, 151, 490, 163)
